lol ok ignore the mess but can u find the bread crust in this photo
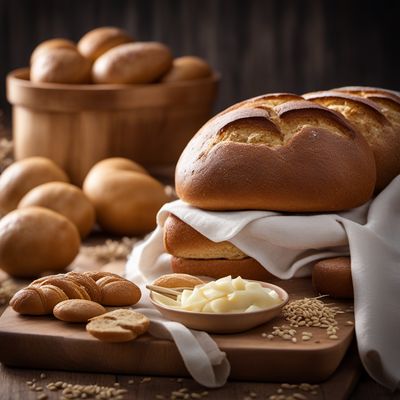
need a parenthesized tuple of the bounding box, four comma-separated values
(176, 96, 376, 211)
(53, 299, 106, 323)
(312, 256, 353, 299)
(171, 256, 276, 282)
(164, 214, 246, 259)
(304, 91, 400, 191)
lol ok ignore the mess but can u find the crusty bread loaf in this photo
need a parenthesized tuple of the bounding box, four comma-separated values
(304, 91, 400, 191)
(312, 257, 353, 299)
(77, 27, 133, 62)
(164, 214, 246, 260)
(18, 182, 95, 238)
(9, 271, 141, 315)
(171, 256, 276, 282)
(175, 94, 376, 212)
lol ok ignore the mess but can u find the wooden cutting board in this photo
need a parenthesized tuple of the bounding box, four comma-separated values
(0, 277, 355, 382)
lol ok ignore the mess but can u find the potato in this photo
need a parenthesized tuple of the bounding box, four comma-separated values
(30, 38, 76, 64)
(92, 42, 173, 84)
(0, 157, 69, 217)
(160, 56, 212, 82)
(0, 207, 80, 278)
(30, 47, 91, 84)
(18, 182, 95, 238)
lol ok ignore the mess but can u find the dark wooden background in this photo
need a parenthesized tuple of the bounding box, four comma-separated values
(0, 0, 400, 123)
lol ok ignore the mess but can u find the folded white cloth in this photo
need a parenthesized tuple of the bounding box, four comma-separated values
(126, 176, 400, 390)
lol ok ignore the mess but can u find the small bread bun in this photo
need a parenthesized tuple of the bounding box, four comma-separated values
(152, 273, 204, 288)
(171, 256, 276, 282)
(0, 157, 69, 217)
(18, 182, 95, 238)
(53, 299, 106, 323)
(30, 48, 92, 84)
(30, 38, 76, 64)
(0, 207, 80, 278)
(92, 42, 173, 84)
(78, 26, 133, 62)
(83, 158, 169, 235)
(312, 257, 353, 299)
(160, 56, 212, 83)
(175, 94, 376, 212)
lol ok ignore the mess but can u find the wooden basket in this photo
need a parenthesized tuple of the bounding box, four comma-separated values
(7, 68, 219, 185)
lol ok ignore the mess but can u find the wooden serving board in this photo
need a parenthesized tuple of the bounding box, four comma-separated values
(0, 278, 355, 383)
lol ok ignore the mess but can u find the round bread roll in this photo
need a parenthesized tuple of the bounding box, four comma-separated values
(92, 42, 173, 84)
(83, 158, 169, 235)
(18, 182, 95, 238)
(0, 157, 69, 217)
(160, 56, 212, 82)
(30, 47, 92, 84)
(175, 94, 376, 212)
(78, 26, 133, 62)
(30, 38, 76, 64)
(53, 299, 106, 323)
(0, 207, 80, 278)
(312, 257, 353, 299)
(152, 273, 204, 288)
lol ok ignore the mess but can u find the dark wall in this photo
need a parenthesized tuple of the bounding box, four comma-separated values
(1, 0, 399, 123)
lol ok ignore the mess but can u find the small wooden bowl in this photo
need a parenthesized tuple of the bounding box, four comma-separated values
(149, 281, 289, 334)
(7, 68, 219, 185)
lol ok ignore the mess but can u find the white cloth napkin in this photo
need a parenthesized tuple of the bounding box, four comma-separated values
(126, 176, 400, 390)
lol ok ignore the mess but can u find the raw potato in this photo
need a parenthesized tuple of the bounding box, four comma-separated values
(18, 182, 95, 238)
(83, 158, 169, 235)
(78, 26, 133, 61)
(30, 47, 92, 84)
(0, 157, 69, 217)
(92, 42, 173, 84)
(86, 309, 150, 342)
(161, 56, 212, 82)
(30, 38, 76, 64)
(53, 299, 106, 323)
(0, 207, 80, 278)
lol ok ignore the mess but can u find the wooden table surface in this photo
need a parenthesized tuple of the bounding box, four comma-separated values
(0, 254, 398, 400)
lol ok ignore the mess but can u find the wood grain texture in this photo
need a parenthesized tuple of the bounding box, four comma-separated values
(0, 0, 400, 127)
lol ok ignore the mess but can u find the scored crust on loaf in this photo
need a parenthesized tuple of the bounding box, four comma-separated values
(175, 94, 376, 211)
(304, 91, 400, 191)
(164, 213, 247, 259)
(86, 309, 150, 342)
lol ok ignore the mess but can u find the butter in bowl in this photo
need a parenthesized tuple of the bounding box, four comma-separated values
(148, 275, 289, 334)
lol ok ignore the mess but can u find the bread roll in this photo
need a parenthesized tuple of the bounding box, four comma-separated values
(92, 42, 173, 84)
(175, 94, 376, 212)
(83, 158, 169, 235)
(312, 257, 353, 299)
(30, 38, 76, 64)
(0, 157, 69, 217)
(78, 26, 133, 61)
(152, 273, 204, 288)
(160, 56, 212, 82)
(0, 207, 80, 278)
(30, 47, 91, 84)
(18, 182, 95, 238)
(53, 299, 106, 323)
(304, 91, 400, 191)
